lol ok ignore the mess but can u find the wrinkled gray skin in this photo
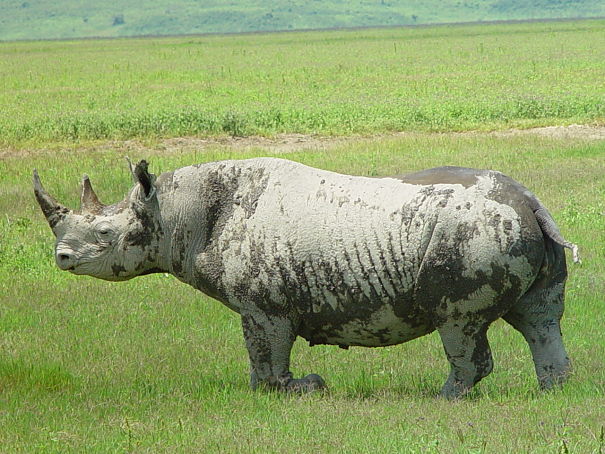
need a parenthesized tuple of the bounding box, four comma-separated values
(33, 158, 579, 399)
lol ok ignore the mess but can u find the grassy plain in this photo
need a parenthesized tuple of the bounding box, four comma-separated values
(1, 132, 605, 453)
(1, 18, 605, 453)
(1, 20, 604, 147)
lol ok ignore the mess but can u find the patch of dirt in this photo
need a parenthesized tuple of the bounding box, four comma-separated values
(124, 125, 605, 156)
(158, 133, 352, 154)
(493, 124, 605, 140)
(2, 125, 604, 159)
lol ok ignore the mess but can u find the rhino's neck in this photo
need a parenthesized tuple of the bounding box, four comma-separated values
(153, 161, 269, 301)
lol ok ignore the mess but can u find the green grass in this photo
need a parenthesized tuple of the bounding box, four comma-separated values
(2, 0, 605, 41)
(1, 132, 605, 452)
(1, 19, 605, 452)
(1, 20, 604, 147)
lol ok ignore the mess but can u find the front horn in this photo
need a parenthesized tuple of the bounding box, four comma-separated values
(32, 169, 70, 230)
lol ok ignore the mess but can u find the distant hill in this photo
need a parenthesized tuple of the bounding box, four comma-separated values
(2, 0, 604, 41)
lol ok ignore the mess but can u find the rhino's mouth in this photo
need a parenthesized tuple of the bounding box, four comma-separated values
(68, 264, 89, 274)
(64, 261, 127, 281)
(62, 261, 86, 274)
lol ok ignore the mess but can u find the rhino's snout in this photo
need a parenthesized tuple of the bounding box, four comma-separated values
(56, 249, 77, 271)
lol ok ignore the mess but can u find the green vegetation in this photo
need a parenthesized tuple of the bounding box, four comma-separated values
(1, 19, 605, 452)
(2, 0, 605, 41)
(1, 20, 604, 148)
(1, 133, 605, 452)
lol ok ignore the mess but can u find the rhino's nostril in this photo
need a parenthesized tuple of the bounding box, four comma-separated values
(56, 251, 76, 270)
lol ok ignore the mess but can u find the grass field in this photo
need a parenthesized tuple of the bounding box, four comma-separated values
(1, 18, 605, 453)
(2, 132, 605, 453)
(1, 20, 604, 147)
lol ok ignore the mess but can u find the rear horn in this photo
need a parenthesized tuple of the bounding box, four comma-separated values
(80, 175, 105, 214)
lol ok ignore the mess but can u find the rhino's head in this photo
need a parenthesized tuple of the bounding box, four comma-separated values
(33, 160, 164, 281)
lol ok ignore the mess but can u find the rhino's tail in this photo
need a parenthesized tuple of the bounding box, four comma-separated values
(533, 206, 581, 264)
(490, 170, 579, 264)
(508, 173, 581, 264)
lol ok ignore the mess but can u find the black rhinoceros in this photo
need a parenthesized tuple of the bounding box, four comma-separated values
(33, 158, 579, 398)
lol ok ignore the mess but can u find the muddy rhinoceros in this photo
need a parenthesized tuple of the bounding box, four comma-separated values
(33, 158, 579, 398)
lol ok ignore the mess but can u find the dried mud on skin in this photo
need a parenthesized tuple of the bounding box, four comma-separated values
(2, 125, 604, 159)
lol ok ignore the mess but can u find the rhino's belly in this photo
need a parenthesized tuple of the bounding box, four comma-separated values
(298, 302, 434, 348)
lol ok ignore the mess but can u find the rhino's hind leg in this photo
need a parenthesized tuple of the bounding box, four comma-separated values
(505, 314, 570, 390)
(437, 322, 494, 399)
(241, 309, 326, 393)
(503, 241, 571, 391)
(503, 283, 571, 390)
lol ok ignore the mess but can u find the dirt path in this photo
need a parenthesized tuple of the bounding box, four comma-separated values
(153, 124, 605, 154)
(492, 124, 605, 140)
(2, 124, 604, 159)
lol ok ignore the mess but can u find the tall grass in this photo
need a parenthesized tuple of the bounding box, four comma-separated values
(1, 20, 604, 146)
(1, 133, 605, 452)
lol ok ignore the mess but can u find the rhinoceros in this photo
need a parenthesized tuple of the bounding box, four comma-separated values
(33, 157, 579, 398)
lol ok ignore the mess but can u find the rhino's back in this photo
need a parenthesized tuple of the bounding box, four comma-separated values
(219, 157, 441, 294)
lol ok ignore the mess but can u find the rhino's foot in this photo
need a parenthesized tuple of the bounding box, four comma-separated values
(438, 380, 472, 400)
(259, 372, 326, 393)
(284, 374, 326, 393)
(538, 361, 571, 391)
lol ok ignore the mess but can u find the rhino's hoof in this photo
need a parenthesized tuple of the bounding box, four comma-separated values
(438, 381, 471, 400)
(286, 374, 326, 393)
(539, 371, 571, 391)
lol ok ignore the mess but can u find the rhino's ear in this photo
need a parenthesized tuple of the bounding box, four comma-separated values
(130, 160, 157, 215)
(134, 160, 156, 199)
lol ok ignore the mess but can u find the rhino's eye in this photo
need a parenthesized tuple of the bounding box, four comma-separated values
(96, 223, 113, 237)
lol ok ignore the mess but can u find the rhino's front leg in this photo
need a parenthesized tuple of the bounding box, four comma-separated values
(240, 309, 326, 393)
